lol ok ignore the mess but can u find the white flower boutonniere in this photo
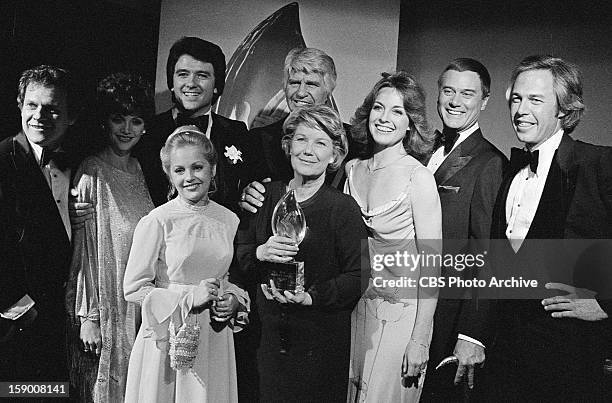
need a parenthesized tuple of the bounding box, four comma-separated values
(224, 145, 243, 164)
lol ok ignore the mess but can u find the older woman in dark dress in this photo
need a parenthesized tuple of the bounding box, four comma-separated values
(235, 104, 367, 402)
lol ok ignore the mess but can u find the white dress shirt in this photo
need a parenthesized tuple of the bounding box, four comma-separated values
(505, 130, 564, 252)
(427, 123, 480, 173)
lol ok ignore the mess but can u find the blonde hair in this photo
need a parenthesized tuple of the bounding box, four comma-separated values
(159, 125, 217, 200)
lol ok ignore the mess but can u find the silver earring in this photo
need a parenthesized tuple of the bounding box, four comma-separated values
(208, 177, 217, 195)
(167, 185, 177, 201)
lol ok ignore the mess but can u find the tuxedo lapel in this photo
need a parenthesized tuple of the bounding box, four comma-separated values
(433, 129, 483, 185)
(210, 113, 226, 200)
(555, 134, 578, 206)
(525, 134, 577, 240)
(13, 133, 56, 203)
(12, 132, 70, 246)
(491, 171, 514, 240)
(260, 119, 291, 181)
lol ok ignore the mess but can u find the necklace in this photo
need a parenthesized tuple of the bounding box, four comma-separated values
(366, 154, 409, 173)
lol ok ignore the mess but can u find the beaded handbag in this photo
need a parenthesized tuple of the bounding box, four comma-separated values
(168, 314, 201, 370)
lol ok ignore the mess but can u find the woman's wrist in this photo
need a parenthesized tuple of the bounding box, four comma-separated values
(256, 245, 264, 261)
(410, 338, 429, 348)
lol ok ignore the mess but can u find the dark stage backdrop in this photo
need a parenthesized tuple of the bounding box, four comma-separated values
(398, 0, 612, 154)
(0, 0, 161, 155)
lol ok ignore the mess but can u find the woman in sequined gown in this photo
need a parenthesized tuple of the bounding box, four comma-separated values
(67, 73, 155, 402)
(345, 72, 442, 403)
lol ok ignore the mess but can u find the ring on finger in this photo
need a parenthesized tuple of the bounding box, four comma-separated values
(240, 193, 246, 201)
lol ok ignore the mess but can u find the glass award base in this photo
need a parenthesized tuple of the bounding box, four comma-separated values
(266, 261, 304, 294)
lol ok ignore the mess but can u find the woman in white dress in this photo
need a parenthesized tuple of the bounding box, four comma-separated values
(345, 71, 442, 402)
(67, 72, 155, 403)
(123, 126, 249, 403)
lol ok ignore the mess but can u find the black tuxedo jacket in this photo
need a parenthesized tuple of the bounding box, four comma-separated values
(135, 109, 269, 211)
(428, 128, 507, 366)
(249, 118, 354, 189)
(491, 133, 612, 305)
(487, 133, 612, 398)
(0, 132, 72, 380)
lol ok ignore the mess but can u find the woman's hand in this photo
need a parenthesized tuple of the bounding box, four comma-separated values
(211, 293, 239, 322)
(193, 278, 220, 308)
(260, 280, 312, 305)
(80, 319, 102, 356)
(401, 339, 429, 387)
(256, 236, 298, 263)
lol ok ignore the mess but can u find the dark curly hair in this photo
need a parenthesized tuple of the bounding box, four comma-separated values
(97, 72, 155, 127)
(350, 71, 433, 163)
(84, 72, 155, 155)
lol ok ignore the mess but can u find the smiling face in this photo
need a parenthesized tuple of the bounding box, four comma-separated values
(289, 124, 335, 181)
(509, 69, 563, 149)
(437, 70, 488, 132)
(172, 54, 216, 115)
(368, 87, 410, 150)
(169, 145, 216, 205)
(284, 70, 329, 111)
(20, 83, 75, 149)
(106, 114, 145, 156)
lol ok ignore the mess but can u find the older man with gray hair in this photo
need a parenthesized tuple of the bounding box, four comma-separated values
(240, 47, 351, 213)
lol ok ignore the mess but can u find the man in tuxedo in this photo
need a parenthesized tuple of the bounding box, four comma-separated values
(142, 37, 269, 402)
(135, 36, 268, 210)
(0, 65, 77, 381)
(239, 47, 350, 213)
(422, 58, 506, 402)
(485, 55, 612, 401)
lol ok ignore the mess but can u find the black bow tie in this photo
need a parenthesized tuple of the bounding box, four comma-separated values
(440, 127, 459, 155)
(510, 147, 539, 173)
(175, 113, 209, 132)
(40, 148, 69, 170)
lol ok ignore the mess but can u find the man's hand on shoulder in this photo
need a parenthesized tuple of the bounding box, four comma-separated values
(239, 178, 270, 213)
(251, 115, 278, 129)
(69, 191, 94, 229)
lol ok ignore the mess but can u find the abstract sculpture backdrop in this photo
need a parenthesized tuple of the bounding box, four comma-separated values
(155, 0, 400, 122)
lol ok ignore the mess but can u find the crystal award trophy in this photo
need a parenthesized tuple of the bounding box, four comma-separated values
(268, 188, 306, 293)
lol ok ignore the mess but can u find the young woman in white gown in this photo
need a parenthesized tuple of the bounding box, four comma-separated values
(345, 71, 442, 403)
(123, 126, 249, 403)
